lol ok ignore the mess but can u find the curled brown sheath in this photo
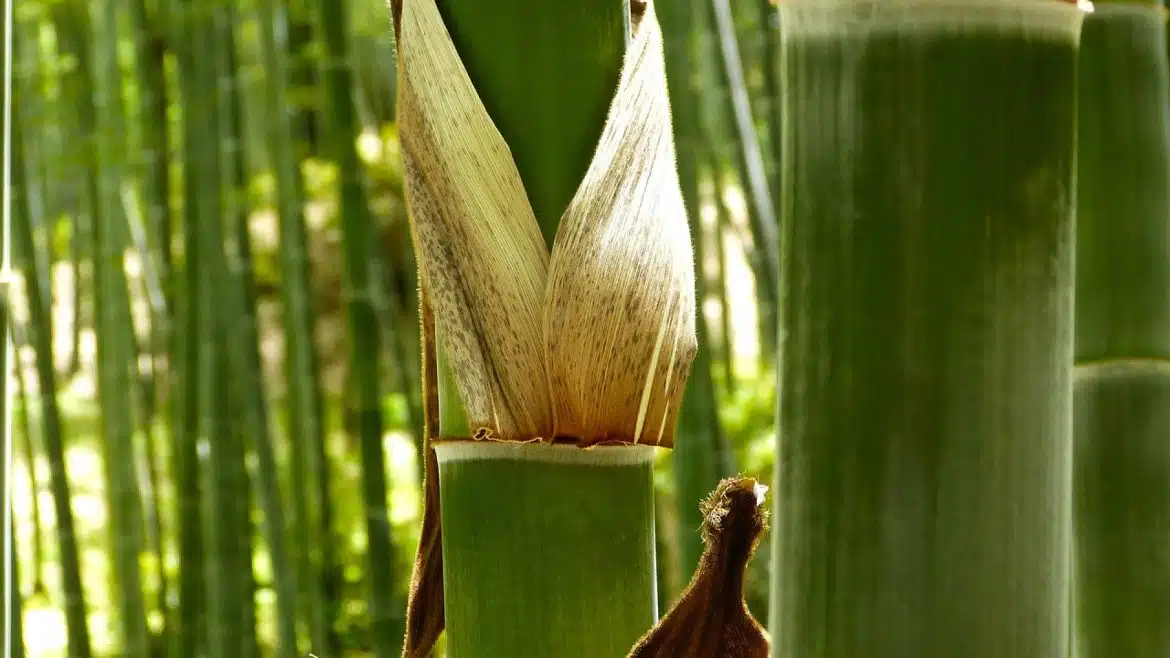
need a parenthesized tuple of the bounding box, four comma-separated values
(401, 283, 443, 658)
(628, 477, 771, 658)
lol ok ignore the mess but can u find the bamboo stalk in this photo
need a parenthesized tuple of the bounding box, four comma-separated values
(6, 523, 24, 658)
(117, 183, 170, 643)
(709, 157, 737, 390)
(705, 0, 779, 366)
(395, 1, 696, 656)
(177, 5, 258, 655)
(1073, 3, 1170, 655)
(10, 326, 45, 596)
(708, 0, 778, 286)
(434, 443, 659, 657)
(208, 4, 302, 655)
(4, 12, 21, 653)
(12, 91, 94, 658)
(759, 0, 782, 211)
(169, 3, 208, 651)
(89, 0, 155, 649)
(769, 2, 1083, 657)
(128, 0, 174, 305)
(254, 2, 332, 647)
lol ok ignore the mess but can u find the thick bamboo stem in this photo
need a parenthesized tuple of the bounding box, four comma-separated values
(434, 442, 658, 658)
(770, 2, 1083, 656)
(1073, 3, 1170, 656)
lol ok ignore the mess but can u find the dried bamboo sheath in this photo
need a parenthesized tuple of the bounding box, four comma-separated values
(395, 0, 696, 447)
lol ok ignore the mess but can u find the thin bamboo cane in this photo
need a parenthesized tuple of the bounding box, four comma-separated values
(211, 5, 302, 655)
(709, 157, 737, 391)
(690, 2, 774, 371)
(4, 14, 23, 654)
(12, 85, 94, 658)
(316, 1, 401, 654)
(9, 326, 44, 596)
(168, 3, 208, 651)
(253, 4, 332, 649)
(90, 0, 154, 649)
(129, 0, 174, 306)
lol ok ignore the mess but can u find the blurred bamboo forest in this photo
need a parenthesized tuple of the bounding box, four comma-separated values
(2, 0, 783, 655)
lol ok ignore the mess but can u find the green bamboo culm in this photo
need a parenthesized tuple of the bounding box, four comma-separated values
(183, 6, 250, 655)
(1073, 2, 1170, 656)
(435, 444, 657, 657)
(211, 4, 302, 656)
(170, 0, 210, 653)
(769, 2, 1083, 657)
(12, 43, 96, 658)
(87, 0, 155, 651)
(11, 326, 46, 596)
(253, 1, 333, 649)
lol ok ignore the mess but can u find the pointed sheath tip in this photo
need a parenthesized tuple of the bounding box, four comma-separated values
(627, 476, 771, 658)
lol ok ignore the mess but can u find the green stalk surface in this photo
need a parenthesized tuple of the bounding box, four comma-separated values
(11, 326, 45, 595)
(435, 443, 658, 658)
(210, 5, 301, 655)
(770, 2, 1082, 657)
(254, 3, 332, 642)
(169, 2, 208, 653)
(1073, 3, 1170, 656)
(90, 0, 153, 650)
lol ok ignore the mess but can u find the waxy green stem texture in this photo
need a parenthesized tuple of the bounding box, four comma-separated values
(770, 2, 1083, 656)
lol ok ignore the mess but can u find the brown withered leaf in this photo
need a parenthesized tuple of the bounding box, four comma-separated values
(628, 477, 771, 658)
(544, 0, 697, 448)
(396, 0, 554, 440)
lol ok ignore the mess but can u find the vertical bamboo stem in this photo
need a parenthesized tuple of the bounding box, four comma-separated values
(770, 2, 1083, 657)
(1073, 3, 1170, 655)
(435, 443, 658, 658)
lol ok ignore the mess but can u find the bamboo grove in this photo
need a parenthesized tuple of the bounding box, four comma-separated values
(2, 0, 1168, 656)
